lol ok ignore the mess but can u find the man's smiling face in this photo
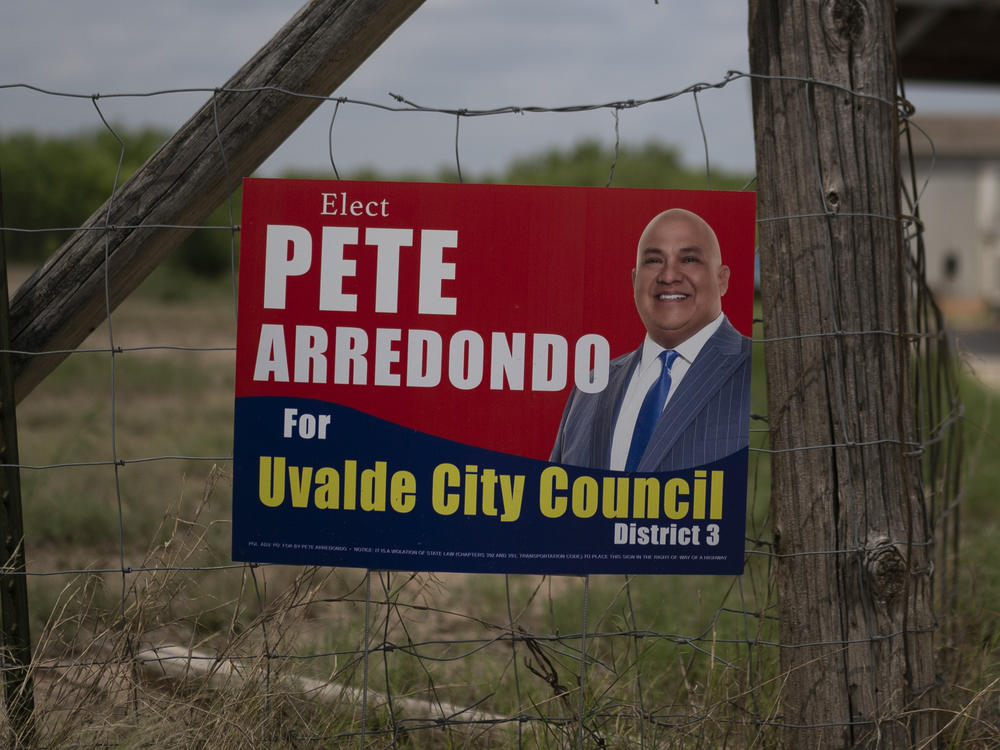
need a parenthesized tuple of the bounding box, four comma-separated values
(631, 209, 730, 349)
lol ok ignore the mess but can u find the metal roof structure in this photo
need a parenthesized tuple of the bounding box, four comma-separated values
(897, 0, 1000, 84)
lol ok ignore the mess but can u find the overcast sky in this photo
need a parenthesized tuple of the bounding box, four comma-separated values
(3, 1, 999, 179)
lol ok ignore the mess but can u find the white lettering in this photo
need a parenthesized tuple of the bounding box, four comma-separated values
(448, 330, 484, 389)
(531, 334, 568, 391)
(490, 332, 525, 390)
(418, 229, 459, 315)
(318, 226, 360, 312)
(264, 225, 312, 309)
(320, 192, 389, 217)
(253, 325, 609, 394)
(283, 408, 331, 439)
(293, 325, 328, 383)
(366, 227, 413, 314)
(406, 330, 442, 387)
(574, 334, 610, 394)
(333, 327, 368, 384)
(373, 328, 402, 386)
(254, 324, 290, 382)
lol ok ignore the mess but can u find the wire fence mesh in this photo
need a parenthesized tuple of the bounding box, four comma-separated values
(0, 67, 969, 748)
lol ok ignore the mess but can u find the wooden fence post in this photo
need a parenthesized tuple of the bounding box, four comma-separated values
(748, 1, 937, 746)
(0, 178, 34, 748)
(9, 0, 425, 403)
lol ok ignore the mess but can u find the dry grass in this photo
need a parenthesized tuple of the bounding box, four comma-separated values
(4, 267, 782, 747)
(4, 264, 997, 747)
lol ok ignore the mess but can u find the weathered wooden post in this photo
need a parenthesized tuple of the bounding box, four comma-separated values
(9, 0, 425, 403)
(0, 185, 34, 747)
(749, 1, 937, 746)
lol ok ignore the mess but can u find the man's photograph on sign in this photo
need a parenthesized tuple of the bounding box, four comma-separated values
(232, 179, 756, 575)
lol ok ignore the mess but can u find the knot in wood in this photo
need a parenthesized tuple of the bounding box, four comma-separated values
(821, 0, 868, 52)
(865, 538, 906, 603)
(831, 0, 865, 41)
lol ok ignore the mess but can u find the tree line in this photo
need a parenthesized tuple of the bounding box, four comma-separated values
(1, 127, 750, 280)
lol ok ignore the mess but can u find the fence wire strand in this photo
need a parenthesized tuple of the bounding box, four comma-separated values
(0, 68, 970, 747)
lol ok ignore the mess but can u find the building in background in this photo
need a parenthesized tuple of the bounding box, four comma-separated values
(909, 115, 1000, 313)
(896, 0, 1000, 314)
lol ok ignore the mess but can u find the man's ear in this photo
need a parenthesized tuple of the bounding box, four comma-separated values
(718, 264, 731, 296)
(631, 267, 637, 285)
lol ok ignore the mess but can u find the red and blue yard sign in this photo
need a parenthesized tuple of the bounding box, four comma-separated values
(233, 178, 755, 574)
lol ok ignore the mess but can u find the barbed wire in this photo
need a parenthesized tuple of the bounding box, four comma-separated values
(0, 68, 967, 747)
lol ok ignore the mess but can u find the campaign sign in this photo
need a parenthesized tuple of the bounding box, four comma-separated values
(233, 179, 756, 575)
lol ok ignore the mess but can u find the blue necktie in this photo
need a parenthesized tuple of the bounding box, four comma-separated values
(625, 350, 678, 472)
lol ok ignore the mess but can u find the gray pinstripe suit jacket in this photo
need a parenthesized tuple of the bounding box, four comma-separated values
(549, 318, 751, 472)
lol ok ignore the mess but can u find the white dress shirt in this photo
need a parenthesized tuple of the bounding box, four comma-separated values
(609, 313, 725, 471)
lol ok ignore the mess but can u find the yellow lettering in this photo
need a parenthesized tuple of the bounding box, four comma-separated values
(633, 477, 660, 519)
(481, 469, 499, 515)
(289, 465, 313, 508)
(390, 471, 417, 513)
(360, 461, 387, 511)
(464, 464, 478, 515)
(258, 456, 285, 507)
(710, 470, 724, 519)
(314, 467, 340, 509)
(539, 466, 568, 518)
(432, 463, 461, 515)
(692, 470, 707, 519)
(663, 478, 690, 520)
(571, 476, 598, 518)
(343, 460, 357, 510)
(601, 476, 631, 519)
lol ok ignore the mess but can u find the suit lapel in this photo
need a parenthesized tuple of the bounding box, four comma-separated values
(591, 348, 640, 468)
(637, 321, 743, 471)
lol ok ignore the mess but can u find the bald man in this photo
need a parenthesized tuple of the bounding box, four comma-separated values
(550, 208, 751, 472)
